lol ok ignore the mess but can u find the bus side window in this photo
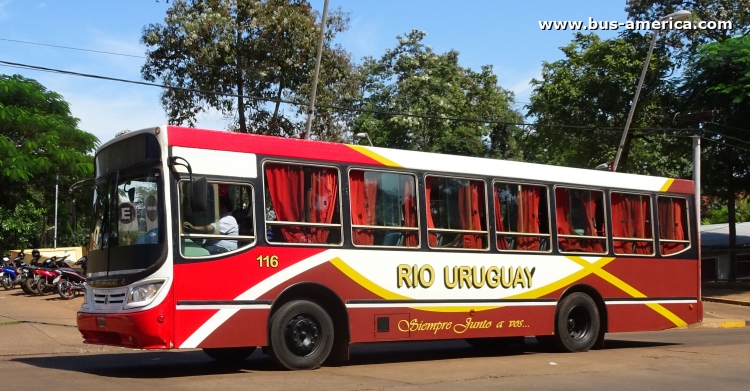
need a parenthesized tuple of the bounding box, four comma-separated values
(494, 182, 551, 252)
(178, 181, 256, 257)
(611, 192, 654, 255)
(555, 187, 607, 254)
(657, 196, 690, 256)
(349, 169, 419, 248)
(425, 175, 489, 250)
(264, 162, 342, 246)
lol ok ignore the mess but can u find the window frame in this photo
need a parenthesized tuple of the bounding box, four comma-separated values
(262, 160, 344, 247)
(493, 180, 552, 254)
(554, 185, 609, 255)
(656, 195, 692, 257)
(177, 179, 257, 258)
(609, 191, 655, 257)
(347, 167, 421, 249)
(423, 173, 490, 252)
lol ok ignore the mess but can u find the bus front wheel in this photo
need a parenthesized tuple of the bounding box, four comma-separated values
(268, 300, 334, 370)
(553, 292, 600, 352)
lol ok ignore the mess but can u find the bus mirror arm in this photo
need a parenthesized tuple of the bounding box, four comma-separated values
(168, 156, 207, 212)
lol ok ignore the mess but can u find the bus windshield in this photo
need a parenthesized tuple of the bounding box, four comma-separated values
(87, 133, 165, 281)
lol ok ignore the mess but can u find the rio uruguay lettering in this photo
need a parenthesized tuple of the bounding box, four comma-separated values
(397, 264, 536, 289)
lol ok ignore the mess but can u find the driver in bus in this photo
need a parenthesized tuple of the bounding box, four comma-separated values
(182, 196, 238, 254)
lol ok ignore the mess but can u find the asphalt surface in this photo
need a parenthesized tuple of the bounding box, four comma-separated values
(1, 286, 749, 390)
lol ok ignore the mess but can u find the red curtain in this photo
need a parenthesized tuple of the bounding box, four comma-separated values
(613, 194, 653, 255)
(556, 188, 577, 251)
(265, 164, 306, 242)
(403, 177, 418, 246)
(580, 191, 604, 253)
(350, 171, 377, 245)
(517, 186, 541, 251)
(426, 177, 438, 247)
(458, 181, 484, 249)
(494, 187, 509, 250)
(660, 198, 686, 255)
(308, 168, 338, 243)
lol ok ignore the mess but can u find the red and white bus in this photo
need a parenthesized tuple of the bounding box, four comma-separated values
(77, 125, 701, 370)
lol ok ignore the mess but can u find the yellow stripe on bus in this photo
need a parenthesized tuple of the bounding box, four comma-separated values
(330, 257, 411, 301)
(348, 145, 403, 168)
(659, 178, 675, 192)
(565, 256, 688, 328)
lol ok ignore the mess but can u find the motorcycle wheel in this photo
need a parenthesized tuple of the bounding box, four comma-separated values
(57, 280, 75, 300)
(35, 279, 52, 296)
(24, 277, 38, 295)
(1, 274, 12, 290)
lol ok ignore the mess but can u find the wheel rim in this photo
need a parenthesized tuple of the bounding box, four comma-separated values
(283, 313, 320, 357)
(566, 305, 591, 341)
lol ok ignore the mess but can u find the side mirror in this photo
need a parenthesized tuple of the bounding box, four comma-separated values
(69, 200, 77, 228)
(127, 187, 136, 202)
(191, 177, 208, 213)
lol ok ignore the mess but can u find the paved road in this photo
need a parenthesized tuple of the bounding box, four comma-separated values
(1, 327, 749, 390)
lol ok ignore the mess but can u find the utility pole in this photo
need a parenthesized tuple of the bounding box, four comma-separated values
(304, 0, 329, 139)
(54, 173, 59, 248)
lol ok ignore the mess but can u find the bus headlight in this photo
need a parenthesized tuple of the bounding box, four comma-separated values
(127, 282, 164, 307)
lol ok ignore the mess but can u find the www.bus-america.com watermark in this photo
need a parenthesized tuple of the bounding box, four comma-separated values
(539, 18, 732, 31)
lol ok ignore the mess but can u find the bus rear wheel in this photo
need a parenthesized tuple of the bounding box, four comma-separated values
(268, 300, 333, 370)
(202, 346, 256, 362)
(553, 292, 600, 352)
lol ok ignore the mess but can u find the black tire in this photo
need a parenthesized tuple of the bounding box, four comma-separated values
(1, 274, 12, 290)
(465, 336, 524, 350)
(203, 346, 256, 362)
(20, 277, 32, 294)
(35, 279, 52, 296)
(553, 292, 600, 352)
(24, 277, 38, 294)
(268, 300, 334, 370)
(57, 280, 75, 300)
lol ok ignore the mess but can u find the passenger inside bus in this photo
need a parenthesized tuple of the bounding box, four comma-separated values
(183, 196, 238, 254)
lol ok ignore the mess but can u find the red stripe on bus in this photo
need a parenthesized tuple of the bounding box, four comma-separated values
(666, 179, 694, 194)
(167, 126, 385, 166)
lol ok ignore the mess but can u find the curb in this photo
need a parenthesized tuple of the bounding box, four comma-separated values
(703, 296, 750, 307)
(686, 319, 749, 329)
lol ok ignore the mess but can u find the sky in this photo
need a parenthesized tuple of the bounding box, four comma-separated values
(0, 0, 629, 145)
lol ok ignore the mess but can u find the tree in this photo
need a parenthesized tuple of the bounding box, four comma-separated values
(141, 0, 356, 138)
(526, 32, 691, 175)
(680, 35, 750, 280)
(0, 74, 98, 250)
(353, 30, 523, 159)
(626, 0, 750, 59)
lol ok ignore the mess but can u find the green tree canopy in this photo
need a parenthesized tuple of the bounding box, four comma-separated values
(626, 0, 750, 58)
(142, 0, 357, 138)
(353, 30, 522, 159)
(0, 74, 98, 250)
(526, 32, 690, 175)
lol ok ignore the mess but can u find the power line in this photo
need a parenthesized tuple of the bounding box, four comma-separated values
(701, 136, 750, 153)
(702, 129, 750, 147)
(0, 58, 706, 134)
(0, 38, 145, 59)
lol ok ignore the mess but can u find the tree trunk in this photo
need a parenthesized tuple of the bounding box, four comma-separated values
(237, 74, 247, 133)
(270, 80, 285, 135)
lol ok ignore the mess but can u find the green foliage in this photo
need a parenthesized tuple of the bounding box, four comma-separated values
(141, 0, 357, 138)
(680, 35, 750, 200)
(626, 0, 750, 60)
(354, 30, 523, 159)
(702, 197, 750, 224)
(526, 32, 691, 176)
(0, 74, 98, 249)
(0, 201, 44, 251)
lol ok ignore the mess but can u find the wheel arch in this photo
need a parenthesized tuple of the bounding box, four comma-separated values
(268, 282, 350, 361)
(557, 284, 609, 335)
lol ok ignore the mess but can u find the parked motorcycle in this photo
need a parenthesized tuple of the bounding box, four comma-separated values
(33, 255, 70, 296)
(1, 254, 21, 290)
(56, 256, 87, 300)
